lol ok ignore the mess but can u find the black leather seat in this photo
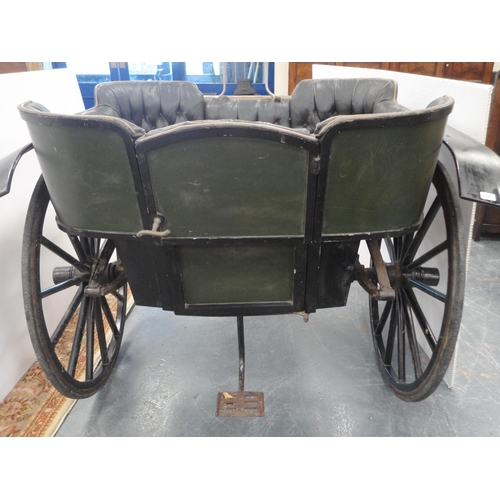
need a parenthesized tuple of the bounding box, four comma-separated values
(81, 78, 409, 136)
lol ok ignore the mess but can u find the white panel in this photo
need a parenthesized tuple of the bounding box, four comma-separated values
(0, 68, 83, 402)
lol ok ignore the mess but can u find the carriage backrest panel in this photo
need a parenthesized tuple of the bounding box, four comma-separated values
(204, 96, 291, 128)
(18, 101, 146, 234)
(289, 78, 408, 133)
(317, 96, 454, 236)
(18, 79, 453, 241)
(83, 81, 205, 132)
(83, 79, 408, 136)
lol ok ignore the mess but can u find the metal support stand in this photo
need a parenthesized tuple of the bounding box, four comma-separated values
(237, 315, 245, 392)
(216, 316, 265, 417)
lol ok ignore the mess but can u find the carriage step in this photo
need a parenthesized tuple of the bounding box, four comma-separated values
(216, 391, 264, 417)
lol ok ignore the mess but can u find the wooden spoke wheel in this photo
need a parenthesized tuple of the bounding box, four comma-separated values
(369, 162, 465, 401)
(22, 176, 128, 399)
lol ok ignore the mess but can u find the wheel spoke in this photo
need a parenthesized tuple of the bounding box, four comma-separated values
(401, 288, 423, 379)
(409, 279, 446, 303)
(67, 296, 90, 377)
(384, 301, 398, 367)
(95, 299, 110, 365)
(69, 235, 88, 263)
(404, 285, 438, 350)
(397, 294, 405, 382)
(374, 300, 392, 338)
(403, 195, 441, 263)
(400, 234, 414, 263)
(86, 299, 95, 380)
(385, 238, 396, 262)
(41, 277, 81, 299)
(112, 290, 125, 302)
(41, 236, 87, 272)
(50, 284, 84, 345)
(81, 237, 92, 258)
(394, 236, 404, 261)
(92, 238, 101, 258)
(98, 239, 116, 261)
(100, 296, 121, 339)
(407, 241, 448, 270)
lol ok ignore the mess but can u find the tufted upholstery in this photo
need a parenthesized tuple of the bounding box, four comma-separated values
(205, 95, 291, 127)
(80, 79, 411, 136)
(83, 81, 205, 132)
(289, 78, 408, 133)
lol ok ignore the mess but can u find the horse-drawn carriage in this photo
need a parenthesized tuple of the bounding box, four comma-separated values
(2, 75, 500, 416)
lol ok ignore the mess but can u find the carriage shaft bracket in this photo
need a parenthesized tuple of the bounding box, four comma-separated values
(355, 240, 396, 301)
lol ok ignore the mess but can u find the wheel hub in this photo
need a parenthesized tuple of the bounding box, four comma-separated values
(52, 265, 90, 285)
(390, 263, 440, 290)
(52, 262, 125, 290)
(355, 261, 440, 298)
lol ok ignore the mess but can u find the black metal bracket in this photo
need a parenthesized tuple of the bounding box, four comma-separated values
(84, 240, 127, 298)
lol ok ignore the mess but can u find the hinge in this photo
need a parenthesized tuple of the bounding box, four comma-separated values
(310, 155, 321, 175)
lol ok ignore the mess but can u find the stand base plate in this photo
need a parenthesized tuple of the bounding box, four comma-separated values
(216, 391, 265, 417)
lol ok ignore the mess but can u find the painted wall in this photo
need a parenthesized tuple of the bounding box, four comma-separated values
(0, 69, 84, 402)
(274, 62, 289, 95)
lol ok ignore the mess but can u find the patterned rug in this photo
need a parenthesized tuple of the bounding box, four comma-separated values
(0, 290, 134, 437)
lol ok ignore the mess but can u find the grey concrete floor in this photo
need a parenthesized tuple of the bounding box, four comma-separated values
(56, 237, 500, 437)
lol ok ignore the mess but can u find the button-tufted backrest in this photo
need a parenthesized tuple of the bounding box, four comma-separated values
(83, 81, 205, 132)
(290, 78, 408, 133)
(204, 96, 291, 127)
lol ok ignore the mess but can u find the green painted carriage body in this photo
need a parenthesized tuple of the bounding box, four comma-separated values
(18, 80, 453, 315)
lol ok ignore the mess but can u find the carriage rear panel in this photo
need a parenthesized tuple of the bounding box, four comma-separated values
(19, 104, 147, 236)
(320, 117, 449, 237)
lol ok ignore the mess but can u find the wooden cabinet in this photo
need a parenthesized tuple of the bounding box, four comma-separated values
(391, 62, 492, 83)
(0, 62, 43, 74)
(0, 62, 30, 74)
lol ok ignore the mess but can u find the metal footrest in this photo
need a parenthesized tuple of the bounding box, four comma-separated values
(216, 391, 264, 417)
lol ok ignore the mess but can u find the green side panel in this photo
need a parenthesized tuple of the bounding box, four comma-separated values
(147, 137, 309, 237)
(177, 244, 295, 305)
(27, 123, 143, 233)
(322, 120, 446, 235)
